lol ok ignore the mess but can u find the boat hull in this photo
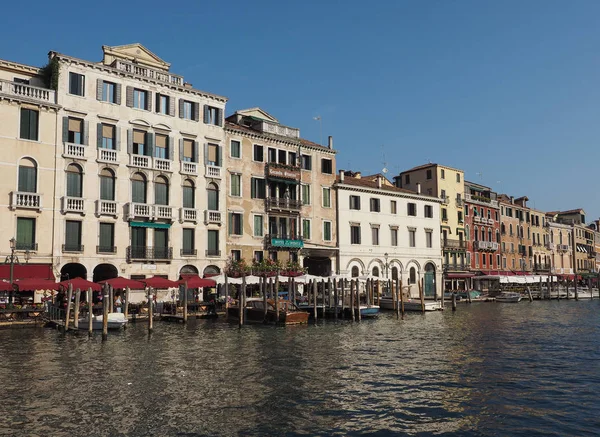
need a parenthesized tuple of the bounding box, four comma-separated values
(78, 313, 127, 330)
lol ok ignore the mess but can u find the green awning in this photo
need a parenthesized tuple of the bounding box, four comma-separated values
(130, 221, 171, 229)
(456, 227, 465, 233)
(268, 177, 299, 184)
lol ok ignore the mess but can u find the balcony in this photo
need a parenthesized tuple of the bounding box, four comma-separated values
(126, 246, 173, 262)
(63, 143, 86, 160)
(464, 193, 499, 208)
(475, 241, 499, 251)
(181, 248, 197, 257)
(473, 217, 494, 225)
(204, 210, 222, 225)
(443, 263, 468, 272)
(96, 200, 118, 216)
(180, 208, 198, 223)
(129, 154, 150, 168)
(97, 245, 117, 254)
(126, 202, 152, 220)
(153, 157, 172, 172)
(0, 79, 56, 104)
(205, 249, 221, 257)
(61, 196, 85, 214)
(456, 198, 464, 207)
(588, 251, 597, 259)
(16, 242, 37, 251)
(112, 59, 183, 86)
(557, 244, 570, 252)
(534, 264, 551, 272)
(442, 239, 466, 250)
(154, 205, 173, 220)
(180, 161, 198, 175)
(97, 148, 118, 164)
(441, 196, 449, 205)
(259, 120, 300, 139)
(205, 165, 221, 179)
(10, 192, 42, 210)
(265, 197, 302, 213)
(266, 163, 301, 181)
(265, 234, 304, 250)
(62, 244, 84, 253)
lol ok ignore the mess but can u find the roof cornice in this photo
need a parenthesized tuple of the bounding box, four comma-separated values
(335, 182, 443, 203)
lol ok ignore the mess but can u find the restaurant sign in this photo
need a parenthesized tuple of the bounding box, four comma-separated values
(267, 165, 300, 180)
(271, 238, 304, 248)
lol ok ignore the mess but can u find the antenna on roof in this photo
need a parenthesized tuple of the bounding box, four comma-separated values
(313, 115, 322, 147)
(381, 144, 388, 174)
(476, 171, 484, 181)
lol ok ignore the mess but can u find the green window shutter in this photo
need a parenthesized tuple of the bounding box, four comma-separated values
(179, 138, 184, 161)
(168, 137, 174, 160)
(19, 109, 29, 139)
(228, 213, 233, 235)
(218, 108, 223, 126)
(208, 230, 218, 251)
(115, 84, 122, 105)
(62, 116, 69, 143)
(183, 229, 194, 251)
(251, 178, 256, 198)
(18, 166, 36, 193)
(83, 120, 89, 146)
(193, 141, 199, 163)
(204, 142, 208, 165)
(17, 218, 34, 247)
(154, 228, 167, 249)
(183, 186, 194, 208)
(99, 223, 114, 248)
(127, 129, 133, 154)
(65, 221, 82, 247)
(100, 175, 114, 201)
(96, 79, 103, 100)
(97, 123, 103, 149)
(146, 132, 154, 157)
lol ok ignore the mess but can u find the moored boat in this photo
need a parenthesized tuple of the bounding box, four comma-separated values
(379, 297, 442, 311)
(78, 312, 128, 330)
(495, 292, 522, 303)
(228, 297, 309, 325)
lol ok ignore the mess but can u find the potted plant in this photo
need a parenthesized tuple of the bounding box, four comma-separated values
(252, 258, 282, 277)
(280, 260, 307, 277)
(225, 258, 251, 278)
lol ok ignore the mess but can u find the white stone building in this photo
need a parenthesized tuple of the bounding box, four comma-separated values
(335, 171, 443, 298)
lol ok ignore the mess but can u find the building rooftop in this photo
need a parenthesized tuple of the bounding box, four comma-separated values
(336, 174, 439, 200)
(398, 162, 464, 175)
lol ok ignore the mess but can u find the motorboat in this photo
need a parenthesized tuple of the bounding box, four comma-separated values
(78, 312, 128, 330)
(228, 297, 309, 325)
(495, 292, 522, 303)
(343, 304, 380, 318)
(379, 297, 442, 311)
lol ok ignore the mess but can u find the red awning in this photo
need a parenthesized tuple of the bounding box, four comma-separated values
(14, 278, 60, 291)
(0, 264, 54, 280)
(445, 273, 476, 279)
(142, 276, 178, 289)
(99, 276, 145, 290)
(179, 275, 216, 288)
(59, 277, 101, 292)
(0, 281, 14, 292)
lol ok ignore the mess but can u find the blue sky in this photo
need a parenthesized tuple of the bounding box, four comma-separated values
(2, 1, 599, 218)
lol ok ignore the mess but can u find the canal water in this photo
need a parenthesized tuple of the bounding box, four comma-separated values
(1, 301, 599, 436)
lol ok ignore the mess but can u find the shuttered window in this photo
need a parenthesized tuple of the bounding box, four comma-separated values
(183, 180, 195, 208)
(18, 163, 37, 193)
(131, 173, 146, 203)
(254, 215, 263, 237)
(231, 174, 241, 197)
(323, 221, 332, 241)
(182, 228, 195, 254)
(99, 223, 114, 252)
(207, 230, 219, 254)
(16, 218, 35, 250)
(100, 124, 115, 149)
(207, 184, 218, 210)
(66, 164, 83, 198)
(155, 134, 168, 159)
(65, 220, 82, 251)
(183, 139, 194, 162)
(303, 219, 311, 240)
(20, 109, 39, 141)
(133, 130, 146, 155)
(228, 213, 242, 235)
(250, 178, 266, 199)
(154, 177, 169, 205)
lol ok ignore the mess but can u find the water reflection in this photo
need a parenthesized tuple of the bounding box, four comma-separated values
(1, 301, 600, 436)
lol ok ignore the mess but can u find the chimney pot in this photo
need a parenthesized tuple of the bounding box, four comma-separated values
(416, 183, 421, 194)
(339, 169, 344, 182)
(328, 136, 333, 149)
(377, 176, 382, 188)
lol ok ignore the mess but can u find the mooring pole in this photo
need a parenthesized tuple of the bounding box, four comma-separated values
(87, 287, 93, 336)
(102, 283, 109, 340)
(64, 284, 73, 332)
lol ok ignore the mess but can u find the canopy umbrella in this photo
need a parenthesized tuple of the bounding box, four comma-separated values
(14, 278, 60, 291)
(98, 276, 145, 290)
(59, 277, 101, 292)
(179, 275, 216, 288)
(0, 281, 14, 292)
(142, 276, 179, 289)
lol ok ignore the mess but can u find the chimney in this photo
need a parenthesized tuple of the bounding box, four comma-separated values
(510, 196, 514, 204)
(377, 175, 382, 188)
(328, 136, 333, 149)
(355, 172, 361, 179)
(339, 169, 344, 183)
(416, 183, 421, 194)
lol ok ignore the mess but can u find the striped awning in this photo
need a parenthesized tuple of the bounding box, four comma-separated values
(577, 245, 588, 253)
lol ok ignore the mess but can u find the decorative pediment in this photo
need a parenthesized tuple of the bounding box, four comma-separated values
(102, 43, 170, 71)
(129, 119, 151, 128)
(153, 123, 172, 132)
(236, 107, 278, 123)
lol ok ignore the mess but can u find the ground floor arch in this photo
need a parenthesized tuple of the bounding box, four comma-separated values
(60, 263, 87, 281)
(93, 263, 118, 283)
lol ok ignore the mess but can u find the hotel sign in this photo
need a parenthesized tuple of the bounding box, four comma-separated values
(271, 238, 304, 248)
(267, 165, 300, 180)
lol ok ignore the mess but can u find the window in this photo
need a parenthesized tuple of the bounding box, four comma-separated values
(370, 198, 380, 212)
(253, 144, 264, 162)
(132, 130, 147, 155)
(405, 174, 410, 185)
(323, 221, 332, 241)
(350, 225, 361, 244)
(458, 211, 463, 223)
(207, 230, 219, 256)
(349, 195, 361, 210)
(182, 100, 194, 120)
(133, 89, 148, 110)
(66, 117, 84, 144)
(98, 223, 115, 253)
(269, 251, 278, 261)
(465, 205, 469, 217)
(407, 203, 417, 216)
(230, 140, 241, 158)
(321, 158, 332, 174)
(131, 173, 147, 203)
(99, 124, 115, 149)
(99, 168, 115, 201)
(204, 105, 223, 126)
(231, 174, 241, 197)
(182, 228, 195, 255)
(231, 249, 241, 261)
(183, 179, 195, 208)
(372, 227, 379, 245)
(426, 230, 433, 248)
(16, 218, 36, 251)
(424, 205, 433, 218)
(303, 219, 311, 240)
(426, 169, 432, 180)
(206, 143, 221, 166)
(441, 169, 445, 179)
(409, 229, 416, 247)
(155, 134, 169, 159)
(322, 187, 331, 208)
(301, 184, 310, 205)
(20, 108, 39, 141)
(409, 267, 416, 284)
(157, 94, 170, 115)
(254, 215, 264, 237)
(18, 158, 37, 193)
(456, 173, 461, 183)
(278, 149, 287, 164)
(391, 228, 398, 246)
(301, 154, 312, 170)
(14, 78, 29, 84)
(441, 189, 446, 199)
(228, 213, 242, 236)
(250, 178, 266, 199)
(154, 176, 169, 205)
(101, 81, 116, 103)
(288, 152, 297, 166)
(64, 220, 82, 252)
(254, 251, 264, 262)
(182, 139, 196, 162)
(267, 147, 277, 163)
(66, 164, 83, 197)
(69, 72, 85, 96)
(390, 201, 397, 214)
(442, 208, 448, 221)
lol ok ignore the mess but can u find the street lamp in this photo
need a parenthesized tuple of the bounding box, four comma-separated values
(384, 252, 389, 279)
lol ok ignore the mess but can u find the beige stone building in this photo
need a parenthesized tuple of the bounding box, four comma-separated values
(498, 195, 534, 272)
(224, 108, 337, 275)
(1, 43, 229, 282)
(529, 207, 551, 273)
(545, 213, 573, 277)
(394, 163, 467, 291)
(0, 58, 60, 279)
(550, 209, 595, 275)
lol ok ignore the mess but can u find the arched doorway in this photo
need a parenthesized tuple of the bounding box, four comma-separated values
(351, 266, 360, 278)
(424, 263, 436, 297)
(93, 263, 118, 283)
(203, 265, 220, 277)
(180, 265, 198, 277)
(391, 266, 399, 281)
(372, 266, 379, 277)
(61, 263, 87, 281)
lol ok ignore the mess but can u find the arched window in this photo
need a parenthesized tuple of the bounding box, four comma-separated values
(183, 179, 195, 208)
(372, 266, 379, 277)
(18, 158, 37, 193)
(66, 163, 83, 197)
(391, 266, 398, 280)
(559, 231, 563, 245)
(207, 182, 219, 211)
(488, 229, 492, 241)
(351, 266, 359, 277)
(501, 223, 506, 234)
(409, 267, 416, 285)
(155, 175, 169, 205)
(474, 227, 479, 241)
(99, 168, 115, 201)
(509, 224, 513, 236)
(465, 225, 470, 240)
(131, 172, 147, 203)
(496, 230, 500, 243)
